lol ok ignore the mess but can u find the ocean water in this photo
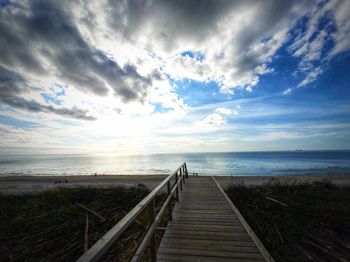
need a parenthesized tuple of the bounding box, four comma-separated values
(0, 151, 350, 177)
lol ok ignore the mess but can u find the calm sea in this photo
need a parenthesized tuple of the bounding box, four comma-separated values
(0, 151, 350, 177)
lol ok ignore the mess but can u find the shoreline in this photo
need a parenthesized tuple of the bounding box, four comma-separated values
(0, 173, 349, 194)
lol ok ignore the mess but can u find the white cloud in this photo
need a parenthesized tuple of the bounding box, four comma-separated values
(255, 64, 275, 75)
(215, 107, 238, 116)
(201, 113, 227, 127)
(328, 0, 350, 57)
(283, 88, 293, 95)
(298, 67, 323, 88)
(289, 0, 350, 88)
(163, 54, 211, 82)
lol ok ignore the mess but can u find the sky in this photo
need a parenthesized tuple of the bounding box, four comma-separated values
(0, 0, 350, 155)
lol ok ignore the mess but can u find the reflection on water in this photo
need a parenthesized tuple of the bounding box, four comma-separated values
(0, 151, 350, 176)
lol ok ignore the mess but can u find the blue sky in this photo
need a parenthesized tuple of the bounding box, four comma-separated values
(0, 0, 350, 154)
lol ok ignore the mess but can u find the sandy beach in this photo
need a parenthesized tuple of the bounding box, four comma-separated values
(214, 173, 350, 188)
(0, 173, 349, 194)
(0, 174, 167, 194)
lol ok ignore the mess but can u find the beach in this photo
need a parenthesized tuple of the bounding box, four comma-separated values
(1, 173, 349, 194)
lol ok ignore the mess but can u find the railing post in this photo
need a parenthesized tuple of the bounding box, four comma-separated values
(180, 169, 183, 191)
(175, 171, 179, 201)
(182, 165, 186, 184)
(184, 163, 188, 178)
(149, 198, 156, 262)
(167, 180, 172, 221)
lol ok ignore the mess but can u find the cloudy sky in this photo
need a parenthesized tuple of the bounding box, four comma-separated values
(1, 0, 350, 155)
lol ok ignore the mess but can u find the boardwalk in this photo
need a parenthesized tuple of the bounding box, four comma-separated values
(157, 176, 271, 262)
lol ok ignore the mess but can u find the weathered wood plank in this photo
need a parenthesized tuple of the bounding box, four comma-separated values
(159, 247, 264, 259)
(158, 253, 265, 262)
(163, 233, 252, 242)
(167, 224, 246, 233)
(168, 219, 242, 226)
(160, 238, 258, 248)
(173, 214, 238, 220)
(165, 229, 252, 238)
(173, 209, 233, 214)
(159, 241, 260, 253)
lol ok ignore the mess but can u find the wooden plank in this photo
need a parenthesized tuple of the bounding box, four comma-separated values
(169, 221, 244, 228)
(163, 233, 251, 242)
(158, 253, 265, 262)
(159, 247, 264, 259)
(159, 241, 259, 253)
(165, 229, 253, 238)
(173, 209, 233, 214)
(176, 203, 227, 207)
(173, 214, 238, 220)
(168, 219, 242, 226)
(160, 238, 258, 248)
(167, 224, 247, 233)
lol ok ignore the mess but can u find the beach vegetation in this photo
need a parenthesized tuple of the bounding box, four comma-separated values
(226, 181, 350, 262)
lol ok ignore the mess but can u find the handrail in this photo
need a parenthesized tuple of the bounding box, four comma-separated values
(77, 162, 188, 262)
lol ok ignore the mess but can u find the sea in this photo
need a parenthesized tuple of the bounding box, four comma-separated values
(0, 151, 350, 177)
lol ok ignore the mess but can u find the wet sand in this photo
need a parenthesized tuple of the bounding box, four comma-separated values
(0, 173, 349, 194)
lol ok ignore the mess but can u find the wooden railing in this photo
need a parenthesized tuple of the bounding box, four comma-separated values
(77, 162, 189, 262)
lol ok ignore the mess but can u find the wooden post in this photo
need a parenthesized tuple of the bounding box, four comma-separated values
(180, 169, 183, 191)
(167, 180, 172, 221)
(184, 163, 188, 178)
(175, 171, 179, 201)
(182, 166, 186, 184)
(149, 198, 156, 262)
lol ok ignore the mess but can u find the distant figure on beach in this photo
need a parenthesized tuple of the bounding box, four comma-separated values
(94, 173, 97, 177)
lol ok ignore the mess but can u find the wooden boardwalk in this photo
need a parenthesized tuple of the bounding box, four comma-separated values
(157, 176, 272, 262)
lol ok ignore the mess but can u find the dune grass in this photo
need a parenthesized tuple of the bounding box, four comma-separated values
(0, 186, 154, 262)
(226, 181, 350, 262)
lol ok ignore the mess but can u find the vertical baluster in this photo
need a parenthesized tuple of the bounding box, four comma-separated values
(185, 163, 188, 178)
(180, 168, 183, 191)
(149, 198, 156, 262)
(167, 180, 172, 221)
(175, 171, 179, 201)
(182, 165, 186, 184)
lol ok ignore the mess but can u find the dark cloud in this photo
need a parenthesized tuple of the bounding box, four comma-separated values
(0, 66, 96, 121)
(107, 0, 236, 51)
(106, 0, 307, 51)
(0, 0, 151, 102)
(2, 96, 97, 121)
(0, 7, 44, 74)
(0, 65, 26, 94)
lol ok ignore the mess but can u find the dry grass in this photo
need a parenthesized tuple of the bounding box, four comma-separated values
(226, 181, 350, 262)
(0, 186, 154, 262)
